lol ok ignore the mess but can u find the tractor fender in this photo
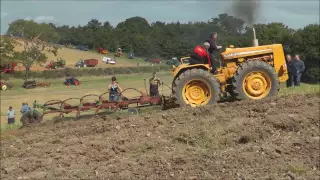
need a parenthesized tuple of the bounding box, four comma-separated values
(172, 64, 210, 89)
(173, 64, 210, 78)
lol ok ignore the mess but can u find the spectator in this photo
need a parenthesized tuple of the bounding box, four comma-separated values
(286, 54, 293, 87)
(149, 72, 161, 97)
(108, 76, 123, 102)
(7, 106, 15, 124)
(290, 54, 305, 86)
(20, 102, 30, 114)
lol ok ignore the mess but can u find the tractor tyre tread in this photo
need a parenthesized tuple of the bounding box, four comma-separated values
(172, 68, 220, 107)
(232, 60, 280, 100)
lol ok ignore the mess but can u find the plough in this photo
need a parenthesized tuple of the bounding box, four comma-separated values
(21, 87, 177, 126)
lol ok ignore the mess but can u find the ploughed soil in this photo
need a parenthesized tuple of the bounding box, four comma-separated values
(1, 93, 320, 180)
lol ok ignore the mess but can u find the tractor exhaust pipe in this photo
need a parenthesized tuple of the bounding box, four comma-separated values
(252, 28, 259, 47)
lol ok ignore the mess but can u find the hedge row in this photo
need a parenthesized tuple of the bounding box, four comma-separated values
(1, 66, 172, 80)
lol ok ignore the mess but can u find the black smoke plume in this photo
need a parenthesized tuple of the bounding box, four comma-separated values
(229, 0, 261, 26)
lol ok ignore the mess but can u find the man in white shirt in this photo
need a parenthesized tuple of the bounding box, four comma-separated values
(7, 106, 15, 124)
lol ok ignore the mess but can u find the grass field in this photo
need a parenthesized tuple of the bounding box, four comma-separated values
(1, 71, 319, 130)
(12, 39, 154, 71)
(0, 72, 174, 126)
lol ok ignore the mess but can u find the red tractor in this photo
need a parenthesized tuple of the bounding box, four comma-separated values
(97, 48, 109, 54)
(0, 63, 17, 73)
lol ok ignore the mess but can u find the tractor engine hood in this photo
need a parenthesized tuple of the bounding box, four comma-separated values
(220, 44, 276, 60)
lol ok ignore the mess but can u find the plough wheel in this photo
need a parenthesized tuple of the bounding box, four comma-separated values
(128, 108, 139, 115)
(20, 110, 42, 126)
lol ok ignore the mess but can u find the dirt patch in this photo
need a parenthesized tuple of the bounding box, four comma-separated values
(1, 93, 320, 179)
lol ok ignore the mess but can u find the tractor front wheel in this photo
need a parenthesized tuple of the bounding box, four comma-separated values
(232, 60, 280, 100)
(172, 68, 221, 107)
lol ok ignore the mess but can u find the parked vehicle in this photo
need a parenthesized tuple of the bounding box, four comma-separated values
(144, 57, 161, 64)
(128, 52, 134, 59)
(152, 58, 161, 64)
(166, 57, 180, 66)
(64, 77, 81, 86)
(75, 59, 98, 68)
(0, 63, 17, 73)
(102, 57, 116, 65)
(76, 45, 88, 51)
(97, 48, 109, 54)
(22, 81, 37, 89)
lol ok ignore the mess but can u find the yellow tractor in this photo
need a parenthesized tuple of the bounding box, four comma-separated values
(171, 28, 289, 107)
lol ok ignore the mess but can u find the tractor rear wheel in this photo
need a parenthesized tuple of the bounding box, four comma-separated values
(232, 60, 280, 100)
(173, 68, 221, 107)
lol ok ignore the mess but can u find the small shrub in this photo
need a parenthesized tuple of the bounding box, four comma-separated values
(303, 68, 320, 83)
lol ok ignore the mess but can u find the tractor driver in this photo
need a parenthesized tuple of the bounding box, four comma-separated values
(205, 32, 222, 71)
(149, 72, 161, 97)
(205, 32, 222, 56)
(189, 42, 211, 65)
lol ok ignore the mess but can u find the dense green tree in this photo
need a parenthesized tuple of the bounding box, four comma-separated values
(0, 36, 16, 65)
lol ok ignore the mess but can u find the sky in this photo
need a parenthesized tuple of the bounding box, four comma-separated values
(0, 0, 319, 34)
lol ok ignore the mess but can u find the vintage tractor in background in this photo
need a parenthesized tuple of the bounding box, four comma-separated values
(115, 48, 123, 57)
(97, 48, 109, 54)
(46, 58, 66, 69)
(22, 80, 51, 89)
(63, 77, 81, 86)
(170, 28, 289, 107)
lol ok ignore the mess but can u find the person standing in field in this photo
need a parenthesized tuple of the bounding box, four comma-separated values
(7, 106, 15, 124)
(286, 54, 293, 87)
(291, 54, 305, 86)
(149, 72, 161, 97)
(108, 76, 123, 102)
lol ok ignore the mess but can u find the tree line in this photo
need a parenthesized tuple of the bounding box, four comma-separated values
(1, 13, 319, 81)
(52, 14, 319, 69)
